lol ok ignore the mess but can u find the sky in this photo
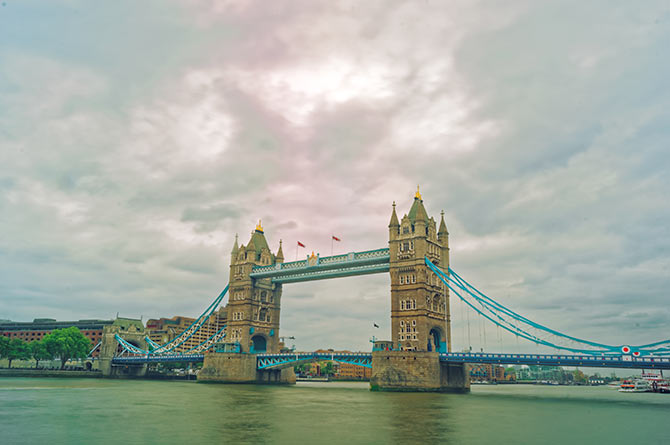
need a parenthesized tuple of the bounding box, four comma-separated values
(0, 0, 669, 353)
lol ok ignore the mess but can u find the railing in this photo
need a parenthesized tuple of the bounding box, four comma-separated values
(440, 352, 670, 369)
(112, 354, 205, 364)
(257, 352, 373, 369)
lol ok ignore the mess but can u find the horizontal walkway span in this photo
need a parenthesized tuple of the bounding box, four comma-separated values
(250, 248, 389, 283)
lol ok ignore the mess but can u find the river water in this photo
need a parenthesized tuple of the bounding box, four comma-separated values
(0, 378, 667, 444)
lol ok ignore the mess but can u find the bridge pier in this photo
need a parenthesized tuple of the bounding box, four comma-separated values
(198, 352, 295, 385)
(99, 320, 148, 378)
(370, 350, 469, 393)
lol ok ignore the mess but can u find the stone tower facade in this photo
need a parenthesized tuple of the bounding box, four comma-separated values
(388, 187, 451, 353)
(227, 221, 284, 353)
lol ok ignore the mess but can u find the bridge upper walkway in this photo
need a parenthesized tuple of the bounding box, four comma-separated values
(249, 248, 390, 283)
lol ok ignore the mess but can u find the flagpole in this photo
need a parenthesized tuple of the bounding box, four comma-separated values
(331, 237, 333, 256)
(295, 242, 298, 261)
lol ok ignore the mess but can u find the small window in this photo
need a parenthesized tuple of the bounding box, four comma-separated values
(412, 320, 416, 326)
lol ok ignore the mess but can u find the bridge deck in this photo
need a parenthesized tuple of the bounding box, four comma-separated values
(112, 354, 204, 364)
(111, 352, 670, 370)
(441, 352, 670, 370)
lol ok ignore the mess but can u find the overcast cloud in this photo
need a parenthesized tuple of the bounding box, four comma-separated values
(1, 0, 669, 352)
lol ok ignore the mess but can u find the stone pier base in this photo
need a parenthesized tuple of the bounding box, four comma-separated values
(198, 353, 296, 385)
(370, 351, 470, 393)
(99, 358, 147, 379)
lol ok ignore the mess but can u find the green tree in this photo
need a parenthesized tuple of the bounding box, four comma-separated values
(0, 336, 9, 361)
(29, 340, 52, 368)
(573, 369, 587, 384)
(321, 361, 334, 376)
(43, 327, 91, 370)
(6, 338, 30, 368)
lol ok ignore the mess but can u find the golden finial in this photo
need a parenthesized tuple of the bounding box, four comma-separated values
(255, 219, 263, 232)
(310, 251, 317, 259)
(415, 185, 422, 200)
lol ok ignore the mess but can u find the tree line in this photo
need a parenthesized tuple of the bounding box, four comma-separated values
(0, 327, 94, 369)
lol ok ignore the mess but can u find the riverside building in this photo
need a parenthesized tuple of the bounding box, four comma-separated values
(0, 318, 134, 358)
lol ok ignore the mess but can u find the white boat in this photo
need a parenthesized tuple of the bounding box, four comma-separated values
(619, 379, 652, 393)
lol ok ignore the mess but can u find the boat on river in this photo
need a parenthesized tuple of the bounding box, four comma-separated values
(619, 379, 651, 393)
(641, 372, 670, 393)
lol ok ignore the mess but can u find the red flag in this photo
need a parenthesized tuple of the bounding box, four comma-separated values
(297, 241, 306, 248)
(332, 236, 341, 242)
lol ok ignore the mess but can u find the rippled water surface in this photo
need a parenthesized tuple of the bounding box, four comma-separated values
(1, 378, 668, 444)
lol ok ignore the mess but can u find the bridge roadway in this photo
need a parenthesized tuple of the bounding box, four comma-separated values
(111, 352, 670, 370)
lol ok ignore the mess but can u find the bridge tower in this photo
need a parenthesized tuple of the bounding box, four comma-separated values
(388, 186, 451, 353)
(227, 221, 283, 354)
(199, 222, 294, 384)
(371, 187, 468, 392)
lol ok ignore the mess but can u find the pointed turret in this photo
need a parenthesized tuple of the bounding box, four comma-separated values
(408, 185, 429, 224)
(230, 233, 239, 263)
(246, 232, 256, 253)
(246, 220, 270, 255)
(231, 233, 239, 254)
(389, 201, 399, 227)
(276, 239, 284, 263)
(438, 211, 448, 236)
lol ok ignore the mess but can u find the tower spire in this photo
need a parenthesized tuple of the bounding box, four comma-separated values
(276, 239, 284, 262)
(389, 201, 399, 227)
(438, 210, 448, 236)
(231, 233, 239, 254)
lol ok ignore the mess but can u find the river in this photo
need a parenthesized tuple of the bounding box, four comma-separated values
(0, 378, 667, 444)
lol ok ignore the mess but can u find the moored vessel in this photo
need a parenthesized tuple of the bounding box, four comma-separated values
(619, 379, 651, 393)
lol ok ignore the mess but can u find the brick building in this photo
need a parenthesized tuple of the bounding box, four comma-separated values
(310, 349, 373, 380)
(0, 318, 114, 357)
(469, 363, 506, 382)
(145, 311, 225, 353)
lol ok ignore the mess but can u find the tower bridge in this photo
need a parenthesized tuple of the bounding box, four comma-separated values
(103, 188, 670, 391)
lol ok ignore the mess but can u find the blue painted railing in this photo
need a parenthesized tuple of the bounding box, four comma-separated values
(440, 352, 670, 370)
(112, 354, 205, 364)
(111, 351, 670, 370)
(257, 352, 373, 369)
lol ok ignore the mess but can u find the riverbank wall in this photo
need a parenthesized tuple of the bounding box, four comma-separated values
(0, 369, 102, 378)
